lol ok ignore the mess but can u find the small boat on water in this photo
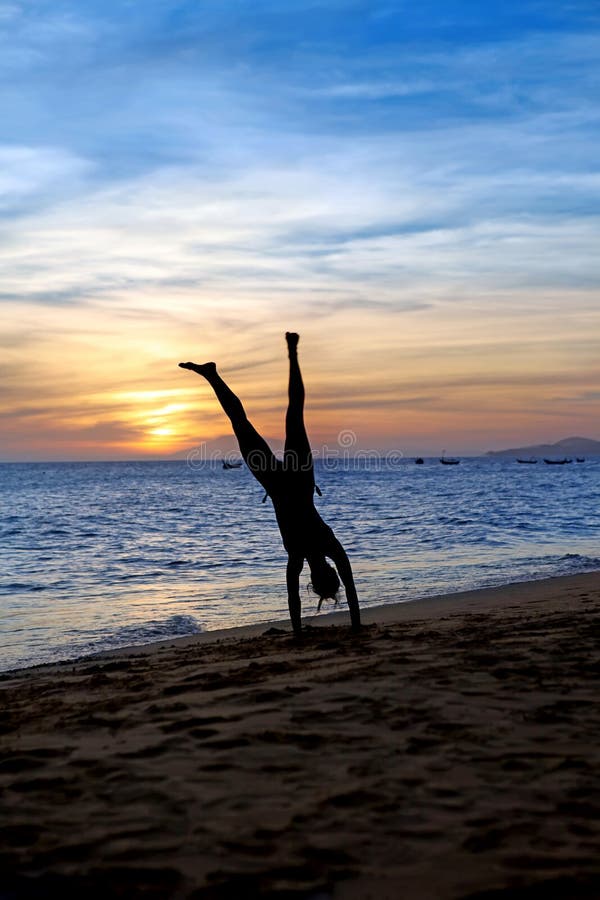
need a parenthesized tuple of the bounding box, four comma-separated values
(440, 451, 460, 465)
(543, 458, 572, 465)
(516, 457, 537, 464)
(415, 457, 424, 465)
(222, 460, 243, 469)
(576, 458, 585, 463)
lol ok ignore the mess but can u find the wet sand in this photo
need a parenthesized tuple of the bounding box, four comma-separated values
(1, 572, 599, 899)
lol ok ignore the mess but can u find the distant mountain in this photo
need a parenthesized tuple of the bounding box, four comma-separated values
(487, 436, 600, 458)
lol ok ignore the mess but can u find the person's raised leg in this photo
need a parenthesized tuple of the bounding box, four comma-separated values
(284, 333, 312, 475)
(180, 362, 246, 422)
(179, 361, 278, 485)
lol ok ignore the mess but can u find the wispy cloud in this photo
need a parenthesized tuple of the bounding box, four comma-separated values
(0, 145, 91, 215)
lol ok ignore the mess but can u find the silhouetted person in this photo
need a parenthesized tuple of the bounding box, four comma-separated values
(179, 332, 361, 636)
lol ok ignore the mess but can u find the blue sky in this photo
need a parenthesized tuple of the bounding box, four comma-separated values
(1, 0, 599, 458)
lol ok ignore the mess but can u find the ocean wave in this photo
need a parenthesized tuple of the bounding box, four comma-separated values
(117, 571, 167, 580)
(558, 553, 600, 571)
(110, 614, 203, 644)
(0, 581, 48, 593)
(0, 615, 204, 674)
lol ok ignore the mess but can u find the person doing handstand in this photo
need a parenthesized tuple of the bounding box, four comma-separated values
(179, 332, 361, 636)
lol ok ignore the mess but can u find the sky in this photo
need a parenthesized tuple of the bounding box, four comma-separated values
(1, 0, 599, 460)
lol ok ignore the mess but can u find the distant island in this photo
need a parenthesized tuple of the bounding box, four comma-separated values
(486, 436, 600, 458)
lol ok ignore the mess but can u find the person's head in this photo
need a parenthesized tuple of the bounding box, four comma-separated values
(308, 555, 340, 603)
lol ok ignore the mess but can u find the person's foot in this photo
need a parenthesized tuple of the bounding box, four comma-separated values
(178, 361, 217, 378)
(286, 332, 299, 351)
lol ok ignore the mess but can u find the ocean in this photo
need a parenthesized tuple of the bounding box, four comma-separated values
(1, 457, 599, 672)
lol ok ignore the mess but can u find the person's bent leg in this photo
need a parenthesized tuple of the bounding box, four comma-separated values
(180, 361, 278, 485)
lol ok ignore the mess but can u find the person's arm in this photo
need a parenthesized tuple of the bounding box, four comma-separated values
(328, 539, 361, 630)
(286, 554, 304, 636)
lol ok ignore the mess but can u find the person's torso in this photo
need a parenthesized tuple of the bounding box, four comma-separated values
(269, 471, 332, 555)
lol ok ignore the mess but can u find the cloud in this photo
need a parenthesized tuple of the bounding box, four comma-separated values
(1, 129, 598, 316)
(0, 145, 91, 215)
(312, 80, 436, 100)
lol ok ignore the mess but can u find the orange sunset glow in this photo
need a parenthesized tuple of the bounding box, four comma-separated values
(3, 288, 599, 460)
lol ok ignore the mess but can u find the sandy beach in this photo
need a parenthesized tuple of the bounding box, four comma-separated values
(1, 572, 599, 899)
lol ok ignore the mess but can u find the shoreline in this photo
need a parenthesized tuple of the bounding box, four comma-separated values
(1, 569, 599, 898)
(6, 569, 600, 677)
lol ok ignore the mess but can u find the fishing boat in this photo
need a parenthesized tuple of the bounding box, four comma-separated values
(222, 460, 243, 469)
(543, 458, 572, 465)
(576, 458, 585, 463)
(516, 457, 537, 464)
(440, 451, 460, 465)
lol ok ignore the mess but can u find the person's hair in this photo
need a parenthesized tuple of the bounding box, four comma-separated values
(309, 561, 340, 602)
